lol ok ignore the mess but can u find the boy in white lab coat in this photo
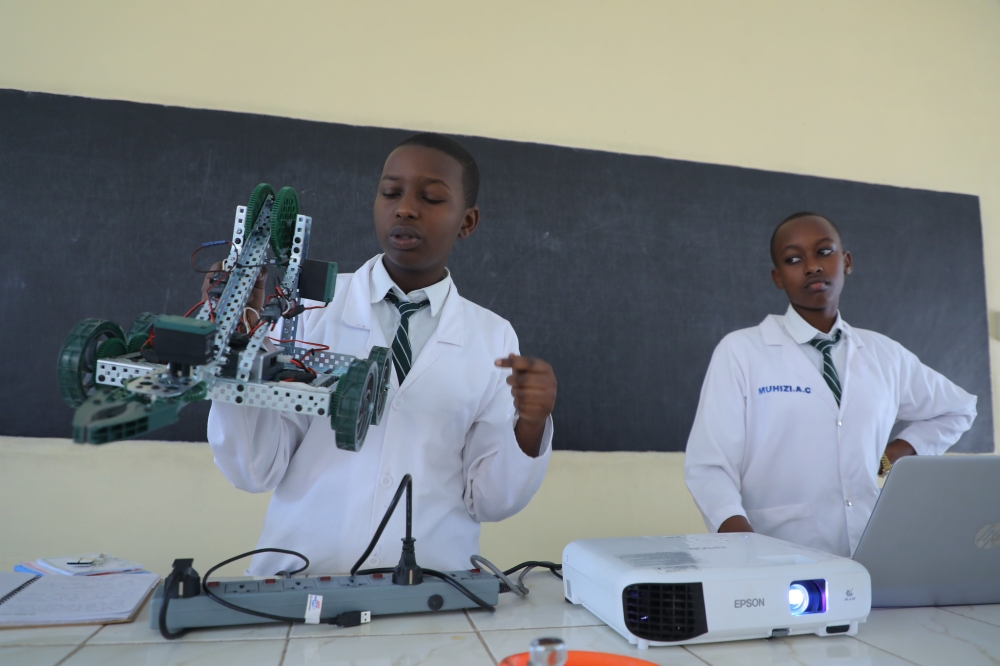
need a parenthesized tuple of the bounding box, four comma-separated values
(683, 212, 976, 557)
(207, 133, 558, 575)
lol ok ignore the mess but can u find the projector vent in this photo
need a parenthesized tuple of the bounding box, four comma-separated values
(622, 583, 708, 642)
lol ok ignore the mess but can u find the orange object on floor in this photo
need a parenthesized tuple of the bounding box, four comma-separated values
(499, 651, 658, 666)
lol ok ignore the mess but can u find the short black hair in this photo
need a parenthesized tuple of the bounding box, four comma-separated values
(395, 132, 480, 207)
(769, 211, 842, 265)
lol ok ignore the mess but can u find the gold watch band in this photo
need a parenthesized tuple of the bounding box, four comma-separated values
(878, 453, 892, 477)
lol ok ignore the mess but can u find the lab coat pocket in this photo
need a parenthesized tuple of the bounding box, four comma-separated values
(746, 502, 815, 544)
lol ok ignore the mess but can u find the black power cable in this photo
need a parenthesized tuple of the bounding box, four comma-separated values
(504, 560, 563, 580)
(200, 548, 311, 623)
(350, 474, 413, 576)
(351, 474, 495, 611)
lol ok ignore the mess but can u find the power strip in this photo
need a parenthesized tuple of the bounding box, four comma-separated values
(151, 570, 500, 633)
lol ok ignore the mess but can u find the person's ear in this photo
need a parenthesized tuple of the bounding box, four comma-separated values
(771, 267, 785, 290)
(458, 206, 480, 239)
(843, 251, 853, 275)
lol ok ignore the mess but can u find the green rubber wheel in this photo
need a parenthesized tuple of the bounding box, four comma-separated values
(96, 337, 127, 359)
(126, 312, 160, 340)
(57, 319, 126, 408)
(126, 334, 148, 354)
(269, 186, 299, 259)
(245, 183, 275, 235)
(182, 381, 208, 403)
(367, 346, 392, 425)
(332, 359, 379, 452)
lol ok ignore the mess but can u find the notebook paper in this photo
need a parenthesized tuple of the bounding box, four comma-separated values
(0, 572, 159, 626)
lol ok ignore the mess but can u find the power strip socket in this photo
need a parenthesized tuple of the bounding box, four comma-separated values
(151, 569, 500, 634)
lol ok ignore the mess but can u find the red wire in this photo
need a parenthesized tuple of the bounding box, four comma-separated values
(268, 337, 328, 377)
(183, 300, 205, 317)
(267, 338, 330, 351)
(190, 242, 237, 273)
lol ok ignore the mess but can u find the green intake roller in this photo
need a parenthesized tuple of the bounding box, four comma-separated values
(367, 346, 392, 426)
(244, 183, 275, 236)
(269, 186, 299, 259)
(332, 359, 379, 452)
(57, 319, 125, 408)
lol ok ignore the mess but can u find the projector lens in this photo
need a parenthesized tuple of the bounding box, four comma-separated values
(788, 584, 809, 615)
(788, 579, 827, 616)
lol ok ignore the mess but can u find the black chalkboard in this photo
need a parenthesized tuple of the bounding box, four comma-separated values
(0, 89, 991, 452)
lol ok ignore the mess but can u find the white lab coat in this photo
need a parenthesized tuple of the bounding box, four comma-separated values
(683, 314, 976, 557)
(208, 256, 553, 575)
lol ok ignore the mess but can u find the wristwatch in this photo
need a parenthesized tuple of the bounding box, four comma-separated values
(878, 453, 892, 477)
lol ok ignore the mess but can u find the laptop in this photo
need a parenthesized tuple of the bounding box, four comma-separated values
(853, 455, 1000, 607)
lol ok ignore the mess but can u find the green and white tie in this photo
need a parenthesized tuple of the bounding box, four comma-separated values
(808, 330, 843, 406)
(385, 292, 430, 384)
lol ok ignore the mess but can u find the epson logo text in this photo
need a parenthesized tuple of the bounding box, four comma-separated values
(734, 598, 765, 609)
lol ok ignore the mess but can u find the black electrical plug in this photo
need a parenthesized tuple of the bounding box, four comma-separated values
(171, 558, 201, 598)
(159, 558, 200, 640)
(392, 537, 423, 586)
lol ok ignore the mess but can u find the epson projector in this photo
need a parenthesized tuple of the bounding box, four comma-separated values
(562, 534, 871, 648)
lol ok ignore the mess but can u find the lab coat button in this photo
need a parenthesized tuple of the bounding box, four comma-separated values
(367, 556, 380, 566)
(838, 421, 843, 427)
(846, 500, 852, 507)
(380, 475, 393, 488)
(393, 398, 404, 409)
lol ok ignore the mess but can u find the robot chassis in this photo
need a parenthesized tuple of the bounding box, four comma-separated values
(57, 184, 392, 451)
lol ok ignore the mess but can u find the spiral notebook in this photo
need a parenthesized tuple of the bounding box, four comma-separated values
(0, 572, 160, 627)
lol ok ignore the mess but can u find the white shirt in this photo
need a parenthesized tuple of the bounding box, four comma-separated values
(683, 313, 976, 557)
(778, 304, 847, 381)
(208, 255, 553, 575)
(369, 256, 451, 362)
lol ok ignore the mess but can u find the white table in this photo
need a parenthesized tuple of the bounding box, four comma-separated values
(2, 571, 999, 665)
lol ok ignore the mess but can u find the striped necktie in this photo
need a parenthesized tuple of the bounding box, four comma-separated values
(807, 330, 843, 406)
(384, 292, 430, 384)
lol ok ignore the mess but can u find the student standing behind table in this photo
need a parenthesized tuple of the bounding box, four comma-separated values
(683, 212, 976, 557)
(207, 133, 558, 576)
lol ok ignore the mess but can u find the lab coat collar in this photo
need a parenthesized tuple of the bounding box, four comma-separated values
(781, 304, 845, 344)
(342, 255, 464, 350)
(761, 309, 863, 348)
(369, 255, 452, 318)
(343, 255, 465, 342)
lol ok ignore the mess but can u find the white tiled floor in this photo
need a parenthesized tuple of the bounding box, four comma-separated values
(940, 603, 1000, 628)
(3, 572, 1000, 665)
(685, 633, 915, 666)
(283, 632, 494, 666)
(0, 626, 99, 648)
(853, 607, 1000, 666)
(465, 571, 604, 632)
(481, 625, 706, 665)
(0, 645, 79, 666)
(61, 639, 288, 666)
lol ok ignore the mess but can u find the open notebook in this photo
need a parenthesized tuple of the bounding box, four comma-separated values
(0, 572, 160, 627)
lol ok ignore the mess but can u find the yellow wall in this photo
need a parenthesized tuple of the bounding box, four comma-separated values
(1, 1, 998, 573)
(0, 438, 703, 576)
